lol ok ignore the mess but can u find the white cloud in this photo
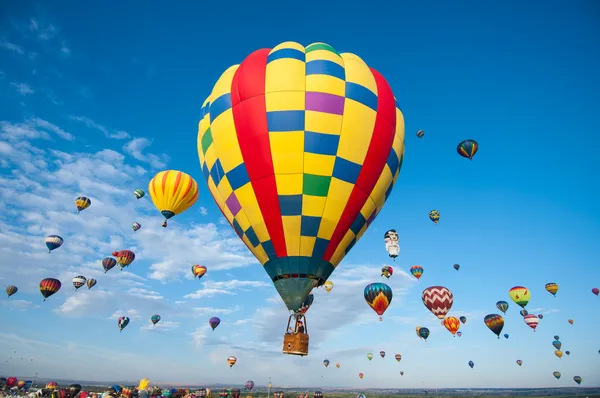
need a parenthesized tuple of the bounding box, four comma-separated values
(0, 37, 24, 54)
(0, 299, 33, 311)
(184, 288, 236, 299)
(140, 320, 180, 332)
(69, 115, 130, 140)
(199, 206, 208, 216)
(184, 280, 269, 299)
(11, 82, 35, 95)
(123, 137, 168, 169)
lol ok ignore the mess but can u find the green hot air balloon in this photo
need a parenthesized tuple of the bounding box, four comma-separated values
(553, 372, 561, 380)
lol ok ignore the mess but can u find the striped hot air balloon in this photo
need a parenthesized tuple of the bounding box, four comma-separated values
(45, 235, 63, 253)
(410, 265, 423, 280)
(192, 264, 207, 279)
(545, 282, 559, 297)
(112, 250, 135, 270)
(72, 275, 86, 290)
(6, 285, 18, 298)
(484, 314, 505, 338)
(102, 257, 117, 273)
(523, 314, 539, 331)
(226, 356, 237, 368)
(422, 286, 453, 319)
(86, 279, 97, 289)
(40, 278, 61, 301)
(457, 139, 478, 160)
(118, 316, 130, 331)
(75, 196, 91, 213)
(443, 316, 461, 336)
(148, 170, 199, 227)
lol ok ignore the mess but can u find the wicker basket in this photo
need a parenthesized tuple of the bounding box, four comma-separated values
(282, 315, 309, 356)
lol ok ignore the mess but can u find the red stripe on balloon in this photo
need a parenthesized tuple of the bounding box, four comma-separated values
(323, 68, 397, 261)
(230, 49, 287, 258)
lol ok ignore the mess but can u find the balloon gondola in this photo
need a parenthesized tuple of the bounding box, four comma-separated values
(282, 314, 309, 356)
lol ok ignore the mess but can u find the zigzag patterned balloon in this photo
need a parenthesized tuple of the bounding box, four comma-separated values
(422, 286, 454, 319)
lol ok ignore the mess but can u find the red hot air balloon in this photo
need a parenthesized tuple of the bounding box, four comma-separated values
(523, 314, 539, 331)
(592, 287, 599, 296)
(422, 286, 453, 319)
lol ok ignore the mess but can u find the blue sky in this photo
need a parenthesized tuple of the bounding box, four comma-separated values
(1, 0, 599, 389)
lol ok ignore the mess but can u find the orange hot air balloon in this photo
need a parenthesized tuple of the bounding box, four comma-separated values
(336, 363, 340, 368)
(568, 319, 574, 325)
(192, 264, 207, 279)
(443, 316, 460, 336)
(227, 356, 237, 367)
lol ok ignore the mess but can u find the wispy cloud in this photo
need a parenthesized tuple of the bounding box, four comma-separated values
(0, 37, 24, 55)
(123, 137, 169, 169)
(10, 82, 35, 96)
(69, 115, 130, 140)
(184, 280, 269, 299)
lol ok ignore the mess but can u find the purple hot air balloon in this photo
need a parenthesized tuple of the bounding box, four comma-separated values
(209, 317, 220, 331)
(244, 381, 254, 391)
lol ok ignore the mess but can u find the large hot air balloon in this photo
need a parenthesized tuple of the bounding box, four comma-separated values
(484, 314, 504, 338)
(545, 282, 558, 297)
(324, 281, 334, 292)
(149, 170, 199, 227)
(197, 41, 405, 355)
(367, 353, 373, 361)
(418, 327, 430, 341)
(443, 316, 460, 336)
(227, 356, 237, 368)
(459, 316, 467, 324)
(209, 317, 221, 331)
(422, 286, 453, 319)
(384, 229, 400, 260)
(245, 381, 254, 391)
(72, 275, 86, 290)
(496, 300, 509, 314)
(86, 278, 97, 289)
(429, 210, 440, 225)
(45, 235, 63, 253)
(75, 196, 91, 213)
(134, 189, 145, 199)
(457, 139, 478, 160)
(553, 371, 561, 380)
(40, 278, 61, 301)
(410, 265, 423, 280)
(323, 359, 330, 368)
(381, 265, 393, 278)
(573, 376, 582, 385)
(192, 265, 207, 279)
(102, 257, 117, 273)
(151, 314, 161, 325)
(118, 316, 130, 331)
(112, 250, 135, 270)
(509, 286, 530, 308)
(6, 285, 18, 297)
(364, 283, 393, 321)
(523, 314, 539, 331)
(395, 354, 401, 362)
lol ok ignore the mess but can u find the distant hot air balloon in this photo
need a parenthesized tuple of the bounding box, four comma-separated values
(6, 285, 17, 297)
(384, 230, 400, 260)
(565, 350, 570, 355)
(553, 340, 562, 350)
(118, 316, 130, 332)
(323, 359, 330, 368)
(336, 363, 340, 368)
(453, 264, 460, 271)
(227, 356, 237, 368)
(429, 210, 440, 225)
(573, 376, 582, 385)
(457, 139, 478, 160)
(45, 235, 63, 253)
(132, 222, 141, 232)
(516, 360, 522, 366)
(245, 381, 254, 391)
(410, 265, 423, 280)
(102, 257, 117, 273)
(568, 319, 574, 325)
(496, 301, 509, 314)
(17, 380, 25, 389)
(504, 334, 509, 339)
(151, 314, 161, 325)
(457, 331, 462, 337)
(484, 314, 504, 338)
(112, 250, 135, 270)
(192, 265, 207, 279)
(520, 309, 529, 317)
(358, 373, 364, 380)
(296, 293, 314, 315)
(416, 130, 424, 138)
(86, 278, 96, 289)
(209, 317, 221, 331)
(40, 278, 61, 301)
(553, 371, 561, 380)
(400, 371, 404, 376)
(75, 196, 92, 213)
(324, 281, 334, 293)
(395, 354, 402, 362)
(554, 335, 560, 340)
(381, 265, 393, 279)
(422, 286, 453, 319)
(46, 382, 58, 390)
(367, 353, 373, 361)
(545, 282, 558, 297)
(554, 350, 563, 359)
(459, 316, 467, 324)
(443, 316, 460, 336)
(134, 189, 145, 199)
(364, 283, 393, 321)
(418, 327, 430, 341)
(593, 287, 599, 296)
(379, 351, 385, 358)
(72, 275, 86, 290)
(68, 384, 82, 396)
(523, 314, 539, 331)
(416, 326, 422, 339)
(538, 314, 543, 319)
(468, 361, 474, 369)
(149, 170, 199, 227)
(509, 286, 530, 308)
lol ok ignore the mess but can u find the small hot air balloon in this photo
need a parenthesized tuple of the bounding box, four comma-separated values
(46, 382, 58, 390)
(468, 361, 474, 369)
(367, 353, 373, 361)
(545, 282, 558, 297)
(323, 359, 330, 368)
(209, 317, 221, 331)
(416, 130, 424, 138)
(484, 314, 504, 338)
(457, 139, 478, 160)
(17, 380, 25, 389)
(496, 300, 509, 314)
(324, 281, 334, 292)
(112, 250, 135, 270)
(538, 314, 543, 319)
(443, 316, 460, 336)
(134, 189, 145, 199)
(418, 327, 430, 341)
(364, 283, 392, 321)
(400, 371, 404, 376)
(149, 170, 199, 227)
(383, 230, 400, 260)
(192, 265, 207, 279)
(245, 381, 254, 391)
(72, 275, 86, 290)
(86, 278, 97, 289)
(102, 257, 117, 273)
(457, 331, 462, 337)
(554, 335, 560, 340)
(565, 350, 570, 355)
(509, 286, 530, 308)
(553, 371, 561, 380)
(429, 210, 440, 225)
(523, 314, 539, 331)
(45, 235, 63, 253)
(422, 286, 453, 319)
(151, 314, 161, 325)
(453, 264, 460, 271)
(6, 285, 17, 297)
(568, 319, 574, 325)
(459, 316, 467, 324)
(504, 333, 509, 339)
(118, 316, 130, 332)
(379, 351, 385, 358)
(227, 356, 237, 368)
(410, 265, 423, 280)
(520, 309, 529, 317)
(555, 350, 563, 359)
(358, 373, 364, 379)
(40, 278, 61, 301)
(381, 265, 393, 279)
(416, 326, 422, 339)
(553, 340, 562, 350)
(516, 360, 522, 366)
(336, 363, 340, 368)
(592, 287, 599, 296)
(75, 196, 92, 213)
(395, 354, 402, 362)
(573, 376, 582, 385)
(132, 222, 141, 232)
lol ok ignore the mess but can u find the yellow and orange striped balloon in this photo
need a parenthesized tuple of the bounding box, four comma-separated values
(148, 170, 199, 226)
